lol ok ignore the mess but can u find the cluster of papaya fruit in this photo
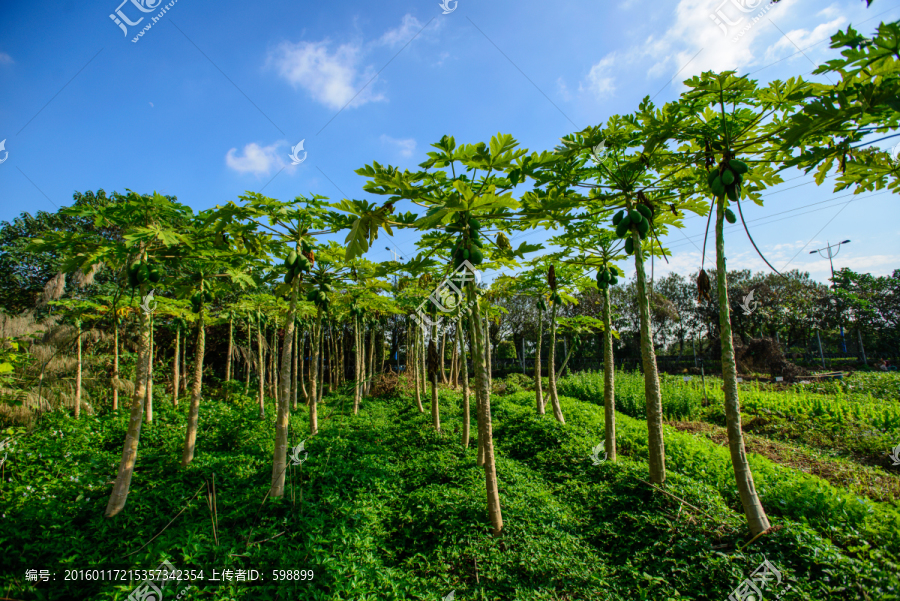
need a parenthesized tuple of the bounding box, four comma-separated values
(595, 264, 620, 290)
(548, 291, 564, 305)
(449, 214, 484, 268)
(612, 204, 654, 255)
(707, 158, 749, 224)
(126, 261, 161, 288)
(349, 305, 365, 319)
(190, 288, 213, 313)
(305, 275, 335, 309)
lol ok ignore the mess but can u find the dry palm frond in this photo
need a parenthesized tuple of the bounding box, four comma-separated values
(39, 273, 66, 307)
(696, 269, 712, 304)
(235, 344, 258, 370)
(112, 377, 135, 396)
(548, 265, 557, 291)
(44, 324, 78, 348)
(23, 390, 52, 412)
(73, 263, 103, 288)
(0, 312, 48, 339)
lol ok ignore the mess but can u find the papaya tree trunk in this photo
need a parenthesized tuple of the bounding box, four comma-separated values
(467, 283, 503, 535)
(301, 331, 309, 406)
(632, 225, 666, 484)
(172, 327, 180, 407)
(715, 197, 770, 536)
(429, 330, 440, 433)
(74, 319, 82, 419)
(309, 307, 321, 435)
(459, 315, 470, 449)
(181, 308, 206, 466)
(440, 330, 448, 384)
(226, 315, 233, 382)
(547, 302, 565, 423)
(367, 326, 375, 395)
(257, 317, 265, 419)
(292, 325, 299, 411)
(271, 277, 299, 497)
(471, 313, 485, 467)
(602, 285, 616, 462)
(354, 315, 361, 414)
(450, 324, 459, 387)
(535, 303, 544, 414)
(145, 314, 153, 424)
(244, 313, 251, 394)
(484, 317, 492, 391)
(112, 318, 120, 411)
(105, 288, 151, 518)
(414, 325, 424, 412)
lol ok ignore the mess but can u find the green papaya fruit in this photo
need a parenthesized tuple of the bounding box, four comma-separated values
(726, 185, 738, 202)
(306, 290, 317, 302)
(136, 264, 150, 284)
(609, 276, 618, 285)
(148, 268, 161, 283)
(725, 208, 737, 224)
(462, 249, 470, 260)
(734, 172, 743, 185)
(286, 250, 298, 267)
(624, 237, 634, 255)
(204, 290, 213, 303)
(712, 174, 723, 191)
(637, 218, 650, 237)
(469, 248, 484, 265)
(612, 210, 625, 225)
(636, 205, 652, 220)
(621, 214, 633, 228)
(284, 271, 293, 284)
(629, 209, 641, 223)
(721, 169, 735, 186)
(728, 159, 749, 174)
(470, 219, 481, 231)
(707, 170, 718, 187)
(615, 222, 629, 238)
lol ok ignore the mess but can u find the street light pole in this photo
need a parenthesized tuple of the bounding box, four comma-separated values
(810, 239, 851, 354)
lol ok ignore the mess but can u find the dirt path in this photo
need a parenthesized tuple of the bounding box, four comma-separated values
(666, 420, 900, 506)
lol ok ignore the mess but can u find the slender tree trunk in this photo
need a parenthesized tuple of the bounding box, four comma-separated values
(440, 331, 448, 384)
(602, 286, 616, 461)
(471, 314, 485, 466)
(257, 317, 265, 419)
(547, 303, 565, 423)
(112, 318, 120, 411)
(181, 308, 206, 466)
(309, 308, 321, 435)
(535, 304, 544, 414)
(429, 331, 440, 432)
(484, 317, 492, 391)
(244, 314, 251, 394)
(226, 315, 233, 382)
(354, 316, 362, 414)
(75, 319, 82, 419)
(145, 315, 153, 424)
(715, 197, 770, 536)
(366, 326, 376, 395)
(172, 327, 180, 407)
(414, 325, 424, 412)
(105, 289, 151, 518)
(292, 325, 299, 411)
(301, 331, 309, 406)
(460, 315, 470, 449)
(450, 325, 459, 387)
(632, 224, 666, 485)
(467, 284, 503, 536)
(271, 278, 299, 496)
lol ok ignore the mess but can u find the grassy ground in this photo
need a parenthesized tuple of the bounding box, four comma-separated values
(1, 382, 899, 600)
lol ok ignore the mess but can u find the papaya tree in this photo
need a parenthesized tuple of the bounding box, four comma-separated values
(344, 133, 542, 536)
(30, 190, 197, 517)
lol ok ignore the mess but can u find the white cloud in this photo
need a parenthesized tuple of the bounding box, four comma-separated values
(225, 142, 287, 177)
(0, 52, 12, 65)
(268, 40, 384, 110)
(434, 51, 451, 67)
(580, 53, 618, 98)
(378, 14, 431, 48)
(380, 134, 416, 158)
(762, 17, 846, 65)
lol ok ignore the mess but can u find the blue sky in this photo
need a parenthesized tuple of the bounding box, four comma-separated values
(1, 0, 898, 285)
